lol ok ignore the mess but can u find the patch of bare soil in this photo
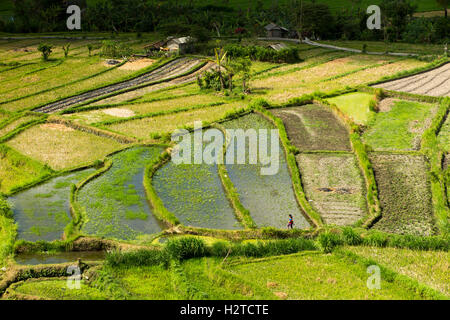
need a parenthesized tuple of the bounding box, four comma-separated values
(40, 123, 74, 132)
(102, 59, 123, 68)
(119, 58, 155, 71)
(102, 108, 135, 118)
(378, 98, 400, 113)
(274, 292, 288, 299)
(12, 47, 33, 52)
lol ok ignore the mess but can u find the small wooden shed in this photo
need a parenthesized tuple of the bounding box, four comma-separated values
(264, 23, 289, 38)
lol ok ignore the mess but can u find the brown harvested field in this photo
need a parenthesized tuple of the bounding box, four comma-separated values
(369, 153, 436, 236)
(296, 153, 367, 225)
(372, 63, 450, 97)
(5, 123, 124, 170)
(104, 101, 245, 139)
(272, 104, 351, 151)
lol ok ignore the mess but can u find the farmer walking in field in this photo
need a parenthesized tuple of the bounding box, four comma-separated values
(287, 214, 294, 229)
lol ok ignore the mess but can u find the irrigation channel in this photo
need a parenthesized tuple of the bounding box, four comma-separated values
(15, 251, 106, 265)
(33, 57, 204, 114)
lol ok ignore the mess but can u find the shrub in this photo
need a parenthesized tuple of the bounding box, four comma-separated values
(341, 227, 363, 245)
(101, 40, 133, 58)
(317, 231, 343, 253)
(62, 43, 71, 58)
(230, 238, 317, 257)
(208, 241, 231, 257)
(224, 44, 301, 63)
(369, 98, 379, 112)
(0, 196, 12, 219)
(38, 43, 53, 61)
(87, 44, 94, 56)
(165, 237, 207, 260)
(362, 231, 389, 247)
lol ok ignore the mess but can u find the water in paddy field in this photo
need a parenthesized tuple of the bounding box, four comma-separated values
(8, 169, 96, 242)
(153, 132, 242, 230)
(222, 114, 310, 229)
(15, 251, 106, 266)
(78, 146, 166, 240)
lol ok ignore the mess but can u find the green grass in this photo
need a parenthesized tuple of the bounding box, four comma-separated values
(326, 92, 375, 125)
(11, 279, 109, 300)
(0, 144, 52, 195)
(229, 251, 436, 300)
(109, 265, 178, 300)
(363, 100, 437, 151)
(347, 246, 449, 297)
(0, 214, 16, 267)
(321, 40, 445, 56)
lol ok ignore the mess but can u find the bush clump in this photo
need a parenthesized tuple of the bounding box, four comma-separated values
(165, 237, 207, 260)
(317, 231, 343, 253)
(106, 249, 170, 268)
(224, 44, 301, 63)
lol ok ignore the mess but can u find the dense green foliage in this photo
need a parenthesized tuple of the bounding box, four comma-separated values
(224, 44, 301, 63)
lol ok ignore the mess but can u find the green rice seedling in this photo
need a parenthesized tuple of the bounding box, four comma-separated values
(166, 237, 207, 261)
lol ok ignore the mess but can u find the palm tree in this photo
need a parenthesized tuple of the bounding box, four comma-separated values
(212, 48, 227, 90)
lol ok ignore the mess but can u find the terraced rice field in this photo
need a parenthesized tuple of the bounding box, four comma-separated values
(77, 147, 165, 240)
(5, 123, 124, 170)
(272, 104, 351, 151)
(104, 101, 244, 139)
(437, 113, 450, 151)
(8, 279, 109, 300)
(228, 252, 426, 300)
(152, 132, 241, 230)
(222, 114, 310, 229)
(326, 92, 375, 125)
(372, 63, 450, 97)
(296, 153, 367, 226)
(34, 58, 205, 113)
(8, 169, 95, 241)
(369, 154, 436, 236)
(362, 100, 437, 151)
(0, 114, 43, 138)
(87, 61, 215, 106)
(63, 94, 224, 125)
(347, 246, 450, 296)
(0, 145, 51, 194)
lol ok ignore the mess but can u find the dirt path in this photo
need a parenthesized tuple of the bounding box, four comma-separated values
(34, 57, 205, 114)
